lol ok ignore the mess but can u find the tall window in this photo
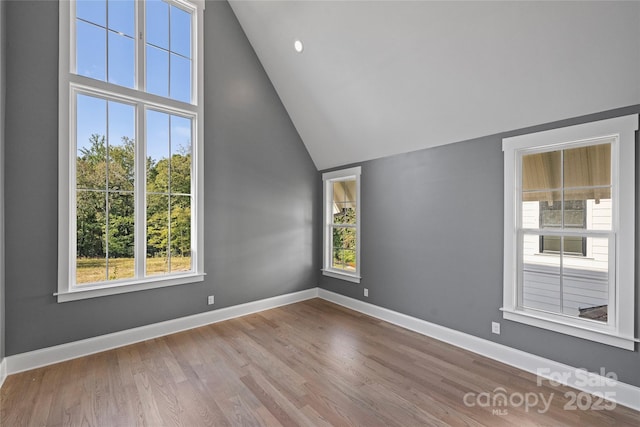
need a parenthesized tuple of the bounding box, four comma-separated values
(502, 115, 637, 350)
(58, 0, 204, 302)
(322, 167, 361, 283)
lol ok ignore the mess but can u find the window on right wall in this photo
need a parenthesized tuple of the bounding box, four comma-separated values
(502, 114, 638, 350)
(322, 167, 361, 284)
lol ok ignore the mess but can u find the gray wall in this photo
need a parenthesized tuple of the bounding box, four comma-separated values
(3, 0, 319, 355)
(320, 106, 640, 388)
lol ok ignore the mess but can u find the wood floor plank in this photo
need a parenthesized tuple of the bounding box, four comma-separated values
(2, 298, 639, 426)
(240, 373, 300, 427)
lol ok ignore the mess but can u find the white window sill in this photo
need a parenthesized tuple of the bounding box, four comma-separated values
(56, 273, 206, 303)
(501, 307, 638, 350)
(322, 269, 361, 284)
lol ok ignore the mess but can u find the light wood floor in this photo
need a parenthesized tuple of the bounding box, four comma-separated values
(1, 298, 638, 426)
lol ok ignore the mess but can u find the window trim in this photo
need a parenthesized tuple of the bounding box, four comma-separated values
(322, 167, 362, 284)
(58, 0, 205, 302)
(502, 114, 638, 350)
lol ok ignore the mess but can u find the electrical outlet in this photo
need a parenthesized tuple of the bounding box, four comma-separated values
(364, 288, 369, 297)
(491, 321, 500, 335)
(207, 295, 215, 305)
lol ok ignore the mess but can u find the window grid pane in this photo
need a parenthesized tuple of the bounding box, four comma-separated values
(332, 179, 357, 225)
(77, 20, 106, 81)
(77, 0, 106, 27)
(108, 0, 135, 37)
(76, 0, 135, 88)
(108, 31, 135, 88)
(170, 5, 192, 58)
(76, 93, 137, 285)
(107, 192, 135, 280)
(146, 2, 193, 102)
(331, 225, 357, 272)
(76, 190, 107, 284)
(145, 110, 193, 276)
(146, 194, 170, 275)
(170, 195, 192, 272)
(146, 45, 170, 98)
(146, 0, 169, 49)
(520, 141, 613, 323)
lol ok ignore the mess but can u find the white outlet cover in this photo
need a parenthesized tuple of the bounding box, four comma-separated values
(491, 322, 500, 335)
(364, 288, 368, 297)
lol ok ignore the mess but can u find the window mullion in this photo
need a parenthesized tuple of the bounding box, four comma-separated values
(168, 5, 172, 99)
(516, 154, 523, 310)
(105, 100, 111, 281)
(70, 1, 77, 75)
(167, 116, 173, 272)
(559, 150, 564, 314)
(137, 0, 145, 92)
(326, 183, 332, 270)
(69, 88, 78, 287)
(190, 4, 196, 104)
(608, 234, 616, 328)
(105, 0, 110, 83)
(135, 104, 146, 278)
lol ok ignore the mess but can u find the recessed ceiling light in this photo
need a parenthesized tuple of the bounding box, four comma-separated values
(294, 39, 304, 53)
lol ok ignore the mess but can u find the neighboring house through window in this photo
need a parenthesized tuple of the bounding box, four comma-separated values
(502, 114, 638, 349)
(322, 167, 361, 283)
(539, 200, 586, 256)
(58, 0, 205, 302)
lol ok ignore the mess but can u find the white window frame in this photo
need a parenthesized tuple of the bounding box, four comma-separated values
(322, 167, 362, 284)
(502, 115, 638, 350)
(57, 0, 205, 302)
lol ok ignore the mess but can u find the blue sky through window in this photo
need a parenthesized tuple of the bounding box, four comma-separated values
(147, 0, 169, 49)
(108, 0, 135, 36)
(146, 0, 193, 102)
(76, 94, 135, 172)
(77, 0, 106, 27)
(77, 20, 106, 81)
(76, 0, 136, 87)
(76, 0, 192, 98)
(146, 110, 170, 169)
(77, 95, 192, 175)
(146, 110, 192, 169)
(77, 94, 106, 165)
(76, 0, 193, 169)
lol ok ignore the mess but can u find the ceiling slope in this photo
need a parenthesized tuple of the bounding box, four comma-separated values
(229, 1, 640, 170)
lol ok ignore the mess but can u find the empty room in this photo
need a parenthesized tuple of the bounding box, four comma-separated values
(0, 0, 639, 425)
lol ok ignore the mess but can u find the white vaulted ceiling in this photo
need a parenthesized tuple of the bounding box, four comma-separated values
(229, 1, 640, 170)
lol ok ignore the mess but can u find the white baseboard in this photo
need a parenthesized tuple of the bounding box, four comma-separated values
(5, 287, 318, 375)
(0, 357, 6, 389)
(317, 289, 640, 412)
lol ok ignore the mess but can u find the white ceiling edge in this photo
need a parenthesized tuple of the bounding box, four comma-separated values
(229, 1, 640, 170)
